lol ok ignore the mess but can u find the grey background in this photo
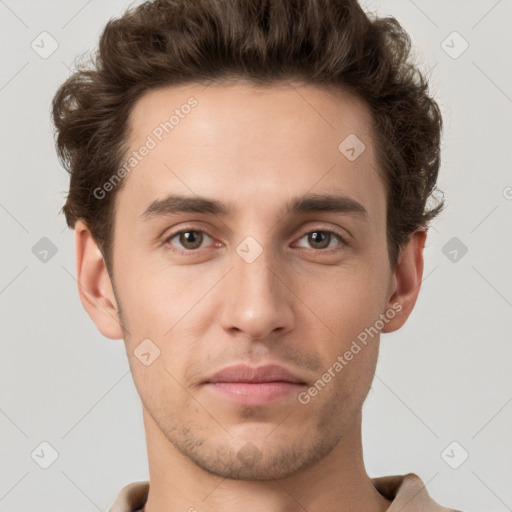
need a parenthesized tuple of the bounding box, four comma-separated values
(1, 0, 511, 510)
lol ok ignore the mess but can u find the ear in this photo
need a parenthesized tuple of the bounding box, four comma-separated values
(381, 227, 427, 333)
(74, 220, 124, 340)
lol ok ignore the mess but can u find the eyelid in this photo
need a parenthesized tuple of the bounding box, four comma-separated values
(163, 226, 217, 254)
(162, 224, 350, 254)
(294, 227, 348, 250)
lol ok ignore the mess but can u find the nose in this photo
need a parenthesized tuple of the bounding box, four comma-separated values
(219, 242, 295, 341)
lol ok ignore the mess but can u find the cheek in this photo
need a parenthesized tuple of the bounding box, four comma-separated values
(115, 259, 209, 333)
(295, 262, 389, 345)
(129, 358, 191, 424)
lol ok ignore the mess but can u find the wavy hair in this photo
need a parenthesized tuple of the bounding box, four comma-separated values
(52, 0, 444, 271)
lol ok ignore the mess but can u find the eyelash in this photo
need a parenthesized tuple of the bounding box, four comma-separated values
(163, 226, 348, 256)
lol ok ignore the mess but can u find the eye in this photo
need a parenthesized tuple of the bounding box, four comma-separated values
(163, 227, 346, 255)
(164, 229, 214, 253)
(294, 229, 345, 250)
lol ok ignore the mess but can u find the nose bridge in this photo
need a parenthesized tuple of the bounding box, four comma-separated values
(219, 236, 293, 339)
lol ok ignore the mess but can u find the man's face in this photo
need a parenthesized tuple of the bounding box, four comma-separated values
(109, 82, 395, 479)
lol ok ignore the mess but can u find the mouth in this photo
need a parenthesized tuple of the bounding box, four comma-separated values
(203, 364, 307, 406)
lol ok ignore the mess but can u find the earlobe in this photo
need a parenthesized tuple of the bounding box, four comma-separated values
(381, 228, 427, 334)
(74, 220, 124, 340)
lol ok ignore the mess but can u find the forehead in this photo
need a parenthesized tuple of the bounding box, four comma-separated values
(116, 81, 385, 227)
(128, 81, 375, 154)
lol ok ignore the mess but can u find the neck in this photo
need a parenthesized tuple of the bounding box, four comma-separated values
(142, 407, 391, 512)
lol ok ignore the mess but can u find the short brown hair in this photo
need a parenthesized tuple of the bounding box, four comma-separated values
(52, 0, 444, 273)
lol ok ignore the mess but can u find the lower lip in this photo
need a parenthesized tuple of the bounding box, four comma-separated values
(205, 382, 304, 406)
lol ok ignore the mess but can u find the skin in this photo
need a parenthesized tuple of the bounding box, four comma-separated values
(74, 82, 426, 512)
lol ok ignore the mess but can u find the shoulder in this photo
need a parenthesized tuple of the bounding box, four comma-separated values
(109, 480, 149, 512)
(371, 472, 464, 511)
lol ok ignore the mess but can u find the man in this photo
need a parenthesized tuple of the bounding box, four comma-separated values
(52, 0, 462, 510)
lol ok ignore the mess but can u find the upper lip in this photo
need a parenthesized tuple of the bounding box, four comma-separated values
(204, 364, 305, 384)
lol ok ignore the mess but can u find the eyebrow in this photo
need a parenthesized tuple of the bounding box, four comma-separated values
(140, 192, 368, 221)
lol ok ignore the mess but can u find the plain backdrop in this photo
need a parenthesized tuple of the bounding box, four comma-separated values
(1, 0, 511, 511)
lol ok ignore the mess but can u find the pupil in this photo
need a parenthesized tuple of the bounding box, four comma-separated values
(181, 231, 202, 249)
(310, 231, 329, 248)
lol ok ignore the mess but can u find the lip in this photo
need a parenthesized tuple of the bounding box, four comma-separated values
(203, 364, 307, 406)
(204, 364, 306, 384)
